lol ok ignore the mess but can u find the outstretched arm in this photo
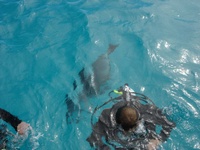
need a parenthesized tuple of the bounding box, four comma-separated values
(87, 121, 111, 150)
(145, 106, 176, 149)
(0, 108, 30, 135)
(87, 108, 112, 150)
(155, 108, 176, 142)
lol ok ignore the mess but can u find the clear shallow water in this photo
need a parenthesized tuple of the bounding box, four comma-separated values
(0, 0, 200, 149)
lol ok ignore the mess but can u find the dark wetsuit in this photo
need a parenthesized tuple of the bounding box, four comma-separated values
(0, 108, 22, 149)
(87, 100, 176, 150)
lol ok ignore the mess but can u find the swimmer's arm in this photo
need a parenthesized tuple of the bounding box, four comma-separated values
(154, 108, 176, 142)
(0, 108, 22, 131)
(0, 108, 30, 135)
(87, 121, 110, 150)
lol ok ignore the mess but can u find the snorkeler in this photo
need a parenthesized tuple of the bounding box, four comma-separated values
(0, 108, 30, 149)
(87, 84, 176, 150)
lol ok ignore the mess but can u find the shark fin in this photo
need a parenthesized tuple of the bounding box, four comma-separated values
(107, 44, 119, 55)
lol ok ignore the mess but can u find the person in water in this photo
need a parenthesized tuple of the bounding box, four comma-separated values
(87, 84, 176, 150)
(0, 108, 30, 149)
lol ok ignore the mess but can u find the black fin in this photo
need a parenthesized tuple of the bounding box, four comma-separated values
(73, 80, 77, 90)
(78, 67, 85, 83)
(65, 94, 80, 124)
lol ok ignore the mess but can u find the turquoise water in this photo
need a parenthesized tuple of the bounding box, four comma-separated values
(0, 0, 200, 149)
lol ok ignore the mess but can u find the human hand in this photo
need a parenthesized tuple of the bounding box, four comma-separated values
(147, 138, 161, 150)
(17, 122, 30, 135)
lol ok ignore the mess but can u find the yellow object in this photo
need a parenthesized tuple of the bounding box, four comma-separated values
(113, 90, 123, 95)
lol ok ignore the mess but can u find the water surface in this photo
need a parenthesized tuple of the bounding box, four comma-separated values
(0, 0, 200, 149)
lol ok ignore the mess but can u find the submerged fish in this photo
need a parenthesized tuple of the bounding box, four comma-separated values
(66, 44, 119, 123)
(80, 44, 119, 97)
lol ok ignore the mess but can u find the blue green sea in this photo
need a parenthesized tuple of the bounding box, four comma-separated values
(0, 0, 200, 149)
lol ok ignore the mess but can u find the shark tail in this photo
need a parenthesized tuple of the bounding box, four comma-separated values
(107, 44, 119, 55)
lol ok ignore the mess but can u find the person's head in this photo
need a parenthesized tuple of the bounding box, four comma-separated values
(116, 106, 139, 131)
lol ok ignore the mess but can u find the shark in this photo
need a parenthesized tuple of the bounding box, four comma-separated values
(65, 44, 119, 123)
